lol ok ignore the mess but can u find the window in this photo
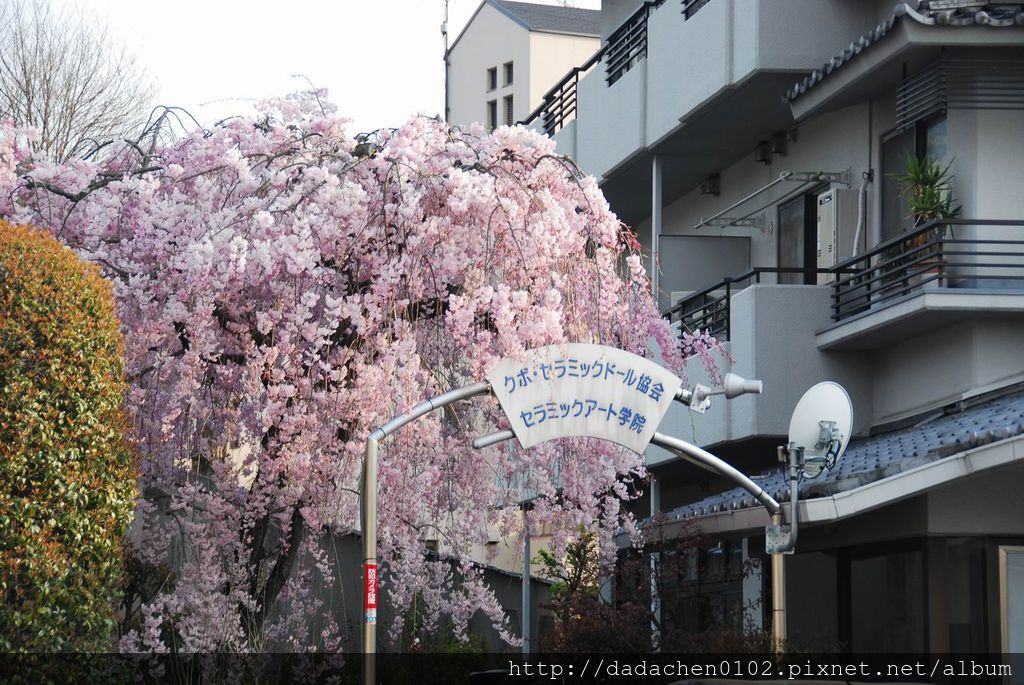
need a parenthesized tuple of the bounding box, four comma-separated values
(880, 115, 948, 241)
(503, 61, 514, 86)
(881, 128, 916, 241)
(777, 185, 828, 284)
(659, 541, 746, 639)
(503, 95, 514, 126)
(486, 66, 497, 92)
(486, 99, 497, 130)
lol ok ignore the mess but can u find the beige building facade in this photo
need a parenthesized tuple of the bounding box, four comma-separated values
(446, 0, 600, 130)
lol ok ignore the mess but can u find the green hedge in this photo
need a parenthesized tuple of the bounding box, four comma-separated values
(0, 221, 135, 652)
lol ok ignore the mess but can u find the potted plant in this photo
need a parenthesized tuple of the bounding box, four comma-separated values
(881, 154, 962, 290)
(897, 153, 962, 231)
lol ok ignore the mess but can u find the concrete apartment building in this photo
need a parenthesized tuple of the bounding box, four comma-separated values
(446, 0, 601, 129)
(524, 0, 1024, 657)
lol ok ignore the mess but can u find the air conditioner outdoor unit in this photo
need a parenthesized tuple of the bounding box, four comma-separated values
(816, 188, 862, 284)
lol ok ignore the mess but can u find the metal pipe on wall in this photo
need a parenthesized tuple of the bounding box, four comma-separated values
(652, 155, 662, 306)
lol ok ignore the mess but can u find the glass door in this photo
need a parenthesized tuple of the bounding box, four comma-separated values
(778, 191, 821, 285)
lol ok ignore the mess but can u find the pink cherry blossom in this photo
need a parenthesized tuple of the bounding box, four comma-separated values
(0, 95, 691, 651)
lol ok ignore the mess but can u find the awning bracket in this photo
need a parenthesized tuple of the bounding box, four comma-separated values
(694, 169, 850, 230)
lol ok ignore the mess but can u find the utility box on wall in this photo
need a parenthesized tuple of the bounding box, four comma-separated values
(816, 188, 863, 283)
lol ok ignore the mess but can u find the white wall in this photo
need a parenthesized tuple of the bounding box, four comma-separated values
(448, 4, 600, 129)
(636, 101, 876, 286)
(649, 284, 872, 465)
(565, 0, 888, 175)
(953, 108, 1024, 221)
(927, 462, 1024, 535)
(871, 319, 1024, 425)
(448, 4, 530, 129)
(574, 59, 647, 177)
(528, 32, 600, 120)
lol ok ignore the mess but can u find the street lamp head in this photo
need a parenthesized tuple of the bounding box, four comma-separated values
(723, 372, 763, 399)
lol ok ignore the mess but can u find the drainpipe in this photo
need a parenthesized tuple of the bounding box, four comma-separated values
(850, 170, 873, 258)
(442, 1, 450, 123)
(651, 155, 662, 307)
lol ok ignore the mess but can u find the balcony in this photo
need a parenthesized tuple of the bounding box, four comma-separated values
(523, 1, 663, 137)
(653, 219, 1024, 441)
(821, 219, 1024, 349)
(524, 0, 881, 223)
(663, 220, 1024, 349)
(651, 276, 872, 464)
(665, 267, 847, 342)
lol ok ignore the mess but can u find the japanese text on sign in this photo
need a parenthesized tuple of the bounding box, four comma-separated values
(364, 563, 378, 623)
(487, 344, 682, 454)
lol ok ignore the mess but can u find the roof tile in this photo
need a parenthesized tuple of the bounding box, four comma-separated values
(664, 386, 1024, 521)
(492, 0, 601, 36)
(784, 1, 1024, 103)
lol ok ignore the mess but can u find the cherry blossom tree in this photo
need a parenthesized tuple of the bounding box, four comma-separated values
(0, 94, 686, 652)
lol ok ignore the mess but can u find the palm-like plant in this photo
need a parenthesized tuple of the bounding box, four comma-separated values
(897, 154, 962, 226)
(881, 154, 963, 279)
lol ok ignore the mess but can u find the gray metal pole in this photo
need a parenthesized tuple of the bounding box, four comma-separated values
(360, 381, 491, 684)
(362, 437, 379, 684)
(648, 433, 785, 653)
(649, 473, 661, 650)
(521, 509, 531, 655)
(770, 448, 802, 653)
(771, 512, 786, 654)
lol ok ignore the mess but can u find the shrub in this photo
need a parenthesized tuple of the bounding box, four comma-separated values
(0, 221, 135, 651)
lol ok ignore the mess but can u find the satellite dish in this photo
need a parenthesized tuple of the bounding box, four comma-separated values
(787, 381, 853, 477)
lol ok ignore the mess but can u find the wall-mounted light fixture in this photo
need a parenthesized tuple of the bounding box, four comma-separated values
(755, 140, 772, 165)
(771, 132, 788, 157)
(700, 173, 721, 197)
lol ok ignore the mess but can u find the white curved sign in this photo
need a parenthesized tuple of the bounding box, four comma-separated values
(487, 343, 682, 454)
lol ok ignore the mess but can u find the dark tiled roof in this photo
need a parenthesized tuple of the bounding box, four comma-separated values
(492, 0, 601, 36)
(784, 1, 1024, 103)
(666, 386, 1024, 520)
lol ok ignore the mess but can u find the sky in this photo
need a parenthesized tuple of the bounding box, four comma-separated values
(74, 0, 600, 134)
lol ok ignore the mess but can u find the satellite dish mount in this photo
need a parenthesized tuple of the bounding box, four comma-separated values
(766, 382, 852, 554)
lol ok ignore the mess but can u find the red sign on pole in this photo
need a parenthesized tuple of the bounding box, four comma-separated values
(364, 563, 378, 623)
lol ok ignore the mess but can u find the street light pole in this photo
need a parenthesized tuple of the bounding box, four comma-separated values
(361, 382, 492, 684)
(361, 435, 379, 683)
(647, 431, 790, 652)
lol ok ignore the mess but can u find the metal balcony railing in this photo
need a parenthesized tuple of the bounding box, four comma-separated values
(681, 0, 712, 20)
(605, 0, 665, 85)
(663, 220, 1024, 344)
(831, 219, 1024, 322)
(664, 268, 848, 341)
(522, 51, 603, 136)
(521, 0, 666, 134)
